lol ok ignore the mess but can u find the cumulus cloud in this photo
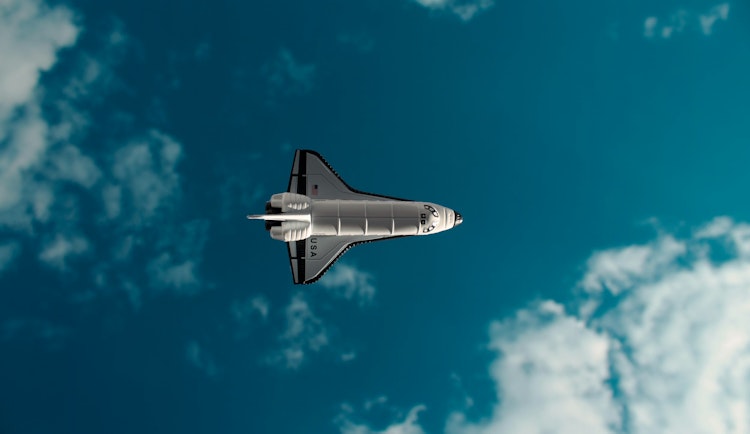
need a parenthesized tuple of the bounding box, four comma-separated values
(411, 0, 494, 22)
(446, 302, 619, 434)
(0, 0, 210, 306)
(272, 292, 330, 370)
(337, 402, 427, 434)
(447, 217, 750, 434)
(319, 263, 377, 305)
(644, 3, 730, 39)
(0, 0, 78, 120)
(0, 0, 79, 232)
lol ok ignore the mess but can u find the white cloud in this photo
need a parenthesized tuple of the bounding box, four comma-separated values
(39, 233, 89, 271)
(147, 219, 209, 294)
(0, 0, 79, 232)
(251, 295, 270, 319)
(411, 0, 493, 22)
(341, 351, 358, 362)
(643, 17, 658, 38)
(364, 396, 388, 411)
(262, 48, 316, 103)
(0, 0, 78, 121)
(446, 302, 619, 434)
(447, 217, 750, 434)
(0, 241, 21, 274)
(110, 131, 183, 226)
(337, 403, 427, 434)
(700, 3, 730, 35)
(0, 0, 209, 301)
(272, 292, 330, 370)
(644, 3, 730, 39)
(232, 295, 270, 322)
(580, 235, 685, 295)
(48, 145, 102, 188)
(267, 265, 379, 368)
(320, 263, 377, 305)
(148, 253, 198, 289)
(186, 339, 218, 377)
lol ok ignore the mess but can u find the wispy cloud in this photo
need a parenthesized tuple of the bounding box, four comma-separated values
(271, 292, 330, 370)
(264, 264, 378, 369)
(186, 340, 218, 377)
(38, 233, 90, 271)
(644, 3, 730, 39)
(699, 3, 730, 35)
(411, 0, 494, 22)
(319, 262, 377, 305)
(261, 48, 316, 104)
(232, 294, 270, 322)
(1, 317, 70, 351)
(336, 402, 427, 434)
(0, 241, 21, 274)
(109, 131, 183, 226)
(447, 217, 750, 434)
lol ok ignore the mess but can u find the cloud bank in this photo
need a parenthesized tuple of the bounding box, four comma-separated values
(348, 217, 750, 434)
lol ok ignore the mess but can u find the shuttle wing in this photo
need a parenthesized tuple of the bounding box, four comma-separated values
(287, 150, 410, 201)
(287, 235, 404, 284)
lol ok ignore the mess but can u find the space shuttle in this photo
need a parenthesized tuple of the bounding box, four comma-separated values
(248, 150, 462, 284)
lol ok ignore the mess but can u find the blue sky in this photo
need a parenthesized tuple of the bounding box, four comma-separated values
(1, 0, 749, 433)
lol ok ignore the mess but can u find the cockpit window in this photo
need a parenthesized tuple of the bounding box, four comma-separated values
(424, 205, 439, 218)
(422, 205, 439, 232)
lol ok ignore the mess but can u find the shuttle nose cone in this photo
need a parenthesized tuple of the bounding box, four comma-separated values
(454, 211, 463, 227)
